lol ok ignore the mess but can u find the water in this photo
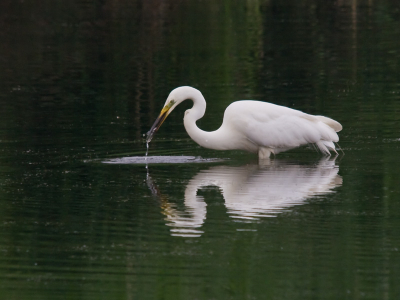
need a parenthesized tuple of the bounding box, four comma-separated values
(147, 158, 341, 237)
(1, 0, 400, 299)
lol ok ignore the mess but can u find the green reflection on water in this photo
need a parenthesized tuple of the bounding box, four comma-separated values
(1, 0, 400, 299)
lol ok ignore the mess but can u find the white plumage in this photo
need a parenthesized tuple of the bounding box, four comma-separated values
(147, 86, 342, 158)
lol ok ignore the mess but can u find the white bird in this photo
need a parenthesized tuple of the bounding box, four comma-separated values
(146, 86, 342, 158)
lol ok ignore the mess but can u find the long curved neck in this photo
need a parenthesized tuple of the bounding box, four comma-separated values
(188, 89, 207, 121)
(183, 92, 227, 150)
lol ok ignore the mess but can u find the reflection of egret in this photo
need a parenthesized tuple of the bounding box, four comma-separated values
(147, 158, 342, 237)
(147, 173, 205, 237)
(147, 86, 342, 158)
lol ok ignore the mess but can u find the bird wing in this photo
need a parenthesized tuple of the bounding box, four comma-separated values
(224, 101, 339, 150)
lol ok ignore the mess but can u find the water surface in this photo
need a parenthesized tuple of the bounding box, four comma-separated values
(1, 0, 400, 299)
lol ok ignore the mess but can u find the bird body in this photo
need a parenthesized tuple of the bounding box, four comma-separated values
(147, 86, 342, 158)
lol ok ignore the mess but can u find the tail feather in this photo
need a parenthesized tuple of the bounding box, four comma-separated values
(316, 141, 338, 155)
(316, 116, 342, 132)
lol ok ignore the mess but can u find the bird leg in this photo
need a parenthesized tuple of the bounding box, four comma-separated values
(258, 147, 273, 159)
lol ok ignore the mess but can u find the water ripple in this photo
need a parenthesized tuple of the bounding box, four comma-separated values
(101, 156, 225, 164)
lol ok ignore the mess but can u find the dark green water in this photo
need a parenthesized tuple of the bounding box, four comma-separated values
(1, 0, 400, 299)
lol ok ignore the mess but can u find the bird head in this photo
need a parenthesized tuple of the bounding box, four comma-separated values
(146, 86, 203, 143)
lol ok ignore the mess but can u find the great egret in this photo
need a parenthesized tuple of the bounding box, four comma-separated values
(147, 86, 342, 158)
